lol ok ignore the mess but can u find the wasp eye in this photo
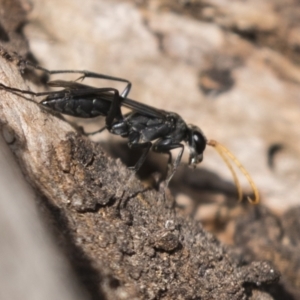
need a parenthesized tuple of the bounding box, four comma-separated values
(193, 131, 206, 154)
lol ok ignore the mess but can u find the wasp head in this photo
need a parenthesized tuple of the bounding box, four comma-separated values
(187, 125, 207, 166)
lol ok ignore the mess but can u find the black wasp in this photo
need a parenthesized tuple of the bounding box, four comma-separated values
(0, 61, 259, 204)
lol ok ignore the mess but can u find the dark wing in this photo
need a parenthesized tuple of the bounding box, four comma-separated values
(121, 97, 166, 119)
(47, 80, 166, 119)
(48, 80, 101, 89)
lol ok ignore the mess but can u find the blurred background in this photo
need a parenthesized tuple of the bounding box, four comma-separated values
(22, 0, 300, 213)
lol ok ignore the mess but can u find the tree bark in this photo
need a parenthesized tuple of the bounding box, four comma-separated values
(0, 47, 279, 300)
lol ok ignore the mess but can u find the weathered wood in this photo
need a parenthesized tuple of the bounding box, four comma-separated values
(0, 48, 279, 300)
(0, 109, 89, 300)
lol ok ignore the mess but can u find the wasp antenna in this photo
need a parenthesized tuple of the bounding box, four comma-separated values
(207, 140, 243, 202)
(216, 142, 259, 204)
(207, 140, 260, 204)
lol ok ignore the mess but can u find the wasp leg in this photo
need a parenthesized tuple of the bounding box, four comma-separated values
(128, 142, 152, 172)
(84, 125, 107, 136)
(0, 82, 62, 98)
(24, 61, 132, 97)
(153, 142, 184, 186)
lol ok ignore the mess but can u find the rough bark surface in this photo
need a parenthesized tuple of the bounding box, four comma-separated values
(0, 54, 279, 299)
(1, 53, 278, 299)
